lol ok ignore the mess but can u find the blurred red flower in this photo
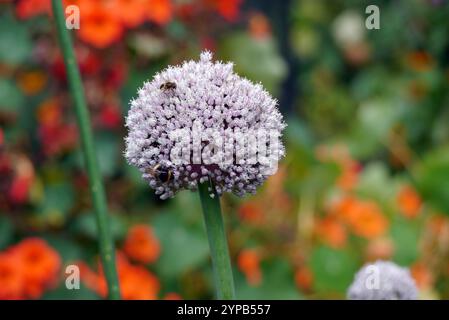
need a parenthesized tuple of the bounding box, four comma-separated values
(37, 99, 78, 157)
(238, 202, 264, 225)
(294, 266, 313, 291)
(213, 0, 242, 22)
(16, 0, 51, 19)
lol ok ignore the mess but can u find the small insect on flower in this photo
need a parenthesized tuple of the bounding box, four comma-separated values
(147, 164, 173, 183)
(159, 81, 177, 91)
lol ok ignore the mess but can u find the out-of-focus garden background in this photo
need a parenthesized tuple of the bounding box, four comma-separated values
(1, 0, 449, 299)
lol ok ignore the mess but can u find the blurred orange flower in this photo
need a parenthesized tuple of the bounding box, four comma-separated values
(146, 0, 173, 25)
(248, 12, 271, 39)
(11, 238, 61, 298)
(397, 185, 422, 219)
(336, 160, 360, 191)
(411, 262, 433, 290)
(0, 238, 61, 299)
(316, 144, 360, 191)
(294, 266, 313, 291)
(238, 202, 264, 224)
(115, 0, 147, 27)
(332, 196, 388, 239)
(164, 292, 182, 300)
(347, 201, 388, 239)
(0, 254, 24, 300)
(237, 249, 262, 286)
(80, 252, 160, 300)
(17, 71, 47, 96)
(315, 217, 347, 248)
(75, 0, 123, 48)
(407, 51, 434, 72)
(123, 225, 160, 264)
(366, 237, 394, 261)
(37, 98, 62, 126)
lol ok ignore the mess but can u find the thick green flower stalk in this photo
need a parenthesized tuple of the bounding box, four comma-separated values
(198, 181, 235, 299)
(51, 0, 120, 300)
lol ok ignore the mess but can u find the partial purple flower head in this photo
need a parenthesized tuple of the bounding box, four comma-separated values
(125, 51, 286, 199)
(347, 260, 418, 300)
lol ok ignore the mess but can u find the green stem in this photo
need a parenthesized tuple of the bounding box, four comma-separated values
(51, 0, 120, 300)
(198, 181, 236, 300)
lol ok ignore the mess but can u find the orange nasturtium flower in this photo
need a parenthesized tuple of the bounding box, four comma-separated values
(10, 238, 62, 298)
(0, 238, 61, 299)
(123, 225, 161, 264)
(397, 185, 422, 219)
(315, 216, 347, 248)
(346, 200, 388, 239)
(16, 0, 51, 19)
(0, 254, 25, 300)
(146, 0, 173, 25)
(79, 252, 160, 300)
(75, 0, 124, 48)
(294, 266, 313, 291)
(331, 196, 389, 239)
(237, 249, 262, 286)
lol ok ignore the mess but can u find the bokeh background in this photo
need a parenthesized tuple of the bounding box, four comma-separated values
(1, 0, 449, 300)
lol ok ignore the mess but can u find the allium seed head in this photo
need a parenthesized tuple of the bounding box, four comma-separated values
(124, 51, 286, 199)
(347, 260, 418, 300)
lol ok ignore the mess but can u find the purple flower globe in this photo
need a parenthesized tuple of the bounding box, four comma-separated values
(347, 260, 418, 300)
(125, 51, 286, 199)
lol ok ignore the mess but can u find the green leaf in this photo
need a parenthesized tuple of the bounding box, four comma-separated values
(42, 235, 85, 262)
(39, 183, 75, 219)
(390, 217, 420, 265)
(70, 211, 126, 241)
(94, 132, 120, 177)
(0, 215, 14, 250)
(0, 79, 25, 111)
(43, 284, 100, 300)
(310, 245, 358, 295)
(414, 146, 449, 214)
(355, 162, 396, 203)
(219, 32, 287, 95)
(235, 258, 303, 300)
(0, 12, 32, 65)
(153, 213, 209, 278)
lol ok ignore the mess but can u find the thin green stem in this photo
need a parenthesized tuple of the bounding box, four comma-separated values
(198, 181, 236, 300)
(51, 0, 120, 300)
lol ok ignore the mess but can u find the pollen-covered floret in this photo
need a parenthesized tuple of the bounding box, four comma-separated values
(125, 51, 286, 199)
